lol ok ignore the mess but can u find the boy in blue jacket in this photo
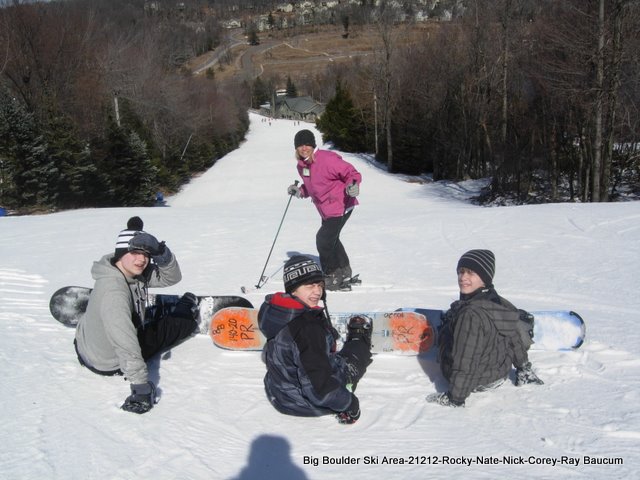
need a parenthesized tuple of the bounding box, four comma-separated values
(258, 255, 372, 424)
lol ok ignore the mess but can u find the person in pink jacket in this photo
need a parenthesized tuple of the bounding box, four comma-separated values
(287, 129, 362, 291)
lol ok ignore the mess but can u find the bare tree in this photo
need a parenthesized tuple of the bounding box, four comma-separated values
(532, 0, 638, 202)
(372, 1, 401, 172)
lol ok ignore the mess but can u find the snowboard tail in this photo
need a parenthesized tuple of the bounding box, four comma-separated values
(209, 307, 434, 355)
(49, 286, 253, 331)
(530, 310, 585, 350)
(405, 308, 586, 351)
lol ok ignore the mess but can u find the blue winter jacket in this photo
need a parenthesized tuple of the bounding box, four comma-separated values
(258, 293, 353, 416)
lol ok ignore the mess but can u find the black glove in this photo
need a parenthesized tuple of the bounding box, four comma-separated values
(336, 394, 360, 425)
(515, 362, 544, 386)
(425, 391, 465, 407)
(129, 232, 172, 267)
(287, 183, 302, 198)
(121, 381, 156, 414)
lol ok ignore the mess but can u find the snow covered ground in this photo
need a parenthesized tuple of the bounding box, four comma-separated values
(1, 112, 639, 479)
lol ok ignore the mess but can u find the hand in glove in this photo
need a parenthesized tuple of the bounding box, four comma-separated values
(515, 362, 544, 386)
(121, 381, 156, 414)
(336, 394, 360, 425)
(346, 182, 359, 197)
(425, 391, 465, 407)
(129, 232, 172, 267)
(287, 183, 302, 198)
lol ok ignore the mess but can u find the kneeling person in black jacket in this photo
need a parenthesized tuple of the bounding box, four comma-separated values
(427, 249, 543, 407)
(259, 255, 372, 424)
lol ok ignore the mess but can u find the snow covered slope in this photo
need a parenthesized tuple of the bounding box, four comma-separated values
(1, 113, 638, 479)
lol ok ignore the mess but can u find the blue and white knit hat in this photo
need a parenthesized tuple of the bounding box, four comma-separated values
(457, 249, 495, 287)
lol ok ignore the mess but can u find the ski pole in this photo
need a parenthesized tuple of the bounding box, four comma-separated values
(254, 180, 299, 289)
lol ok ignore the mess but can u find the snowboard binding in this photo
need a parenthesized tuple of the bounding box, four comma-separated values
(172, 292, 200, 321)
(346, 315, 373, 347)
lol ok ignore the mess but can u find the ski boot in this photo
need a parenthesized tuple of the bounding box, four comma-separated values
(325, 272, 352, 291)
(343, 274, 362, 286)
(338, 266, 361, 286)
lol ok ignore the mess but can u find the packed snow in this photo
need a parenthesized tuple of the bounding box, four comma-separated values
(1, 112, 639, 479)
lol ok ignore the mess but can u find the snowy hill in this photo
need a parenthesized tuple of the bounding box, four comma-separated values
(1, 113, 638, 479)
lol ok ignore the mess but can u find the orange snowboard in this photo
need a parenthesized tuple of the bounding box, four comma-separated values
(209, 307, 265, 350)
(332, 311, 435, 354)
(210, 307, 435, 355)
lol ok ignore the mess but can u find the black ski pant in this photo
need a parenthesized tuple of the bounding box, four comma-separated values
(138, 311, 198, 361)
(316, 210, 352, 275)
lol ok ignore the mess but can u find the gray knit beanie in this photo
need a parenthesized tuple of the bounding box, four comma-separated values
(457, 249, 495, 287)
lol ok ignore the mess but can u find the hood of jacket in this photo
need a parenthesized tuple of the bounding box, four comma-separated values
(258, 292, 323, 339)
(92, 253, 151, 284)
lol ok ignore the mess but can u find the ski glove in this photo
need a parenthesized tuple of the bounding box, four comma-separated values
(121, 381, 156, 414)
(515, 362, 544, 386)
(346, 182, 359, 197)
(129, 232, 172, 267)
(336, 394, 360, 425)
(287, 183, 302, 198)
(425, 391, 465, 407)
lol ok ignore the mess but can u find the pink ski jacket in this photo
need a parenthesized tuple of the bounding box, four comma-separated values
(296, 149, 362, 220)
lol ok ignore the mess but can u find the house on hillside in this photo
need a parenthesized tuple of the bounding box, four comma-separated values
(223, 19, 242, 29)
(260, 95, 325, 122)
(276, 3, 294, 13)
(278, 96, 325, 121)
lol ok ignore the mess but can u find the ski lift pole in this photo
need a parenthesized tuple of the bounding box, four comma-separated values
(254, 181, 299, 289)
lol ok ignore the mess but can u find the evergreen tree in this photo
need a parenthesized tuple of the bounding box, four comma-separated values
(0, 91, 55, 209)
(247, 23, 260, 46)
(286, 76, 298, 98)
(100, 119, 157, 207)
(128, 131, 157, 205)
(44, 108, 101, 208)
(316, 81, 365, 152)
(252, 77, 271, 108)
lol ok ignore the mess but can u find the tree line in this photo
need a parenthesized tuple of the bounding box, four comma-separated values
(314, 0, 640, 203)
(2, 0, 638, 211)
(0, 0, 249, 212)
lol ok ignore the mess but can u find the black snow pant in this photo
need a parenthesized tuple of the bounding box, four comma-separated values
(316, 210, 352, 276)
(137, 309, 198, 361)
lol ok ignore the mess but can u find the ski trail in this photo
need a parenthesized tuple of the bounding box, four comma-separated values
(0, 268, 49, 321)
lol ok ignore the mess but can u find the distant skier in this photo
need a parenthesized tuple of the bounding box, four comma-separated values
(287, 129, 362, 291)
(258, 255, 372, 424)
(74, 216, 199, 414)
(427, 249, 544, 407)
